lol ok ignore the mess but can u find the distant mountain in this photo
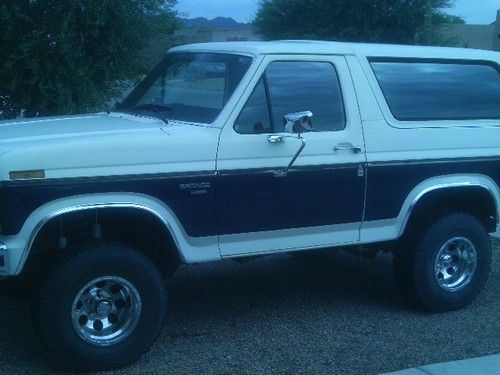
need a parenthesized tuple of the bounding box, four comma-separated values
(179, 17, 249, 29)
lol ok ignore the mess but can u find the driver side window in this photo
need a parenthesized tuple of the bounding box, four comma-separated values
(234, 61, 346, 134)
(233, 78, 272, 134)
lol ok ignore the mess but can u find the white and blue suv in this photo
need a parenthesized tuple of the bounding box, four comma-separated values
(0, 41, 499, 370)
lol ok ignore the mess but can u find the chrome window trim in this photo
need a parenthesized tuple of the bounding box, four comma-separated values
(0, 242, 7, 275)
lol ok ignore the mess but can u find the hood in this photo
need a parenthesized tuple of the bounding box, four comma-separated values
(0, 112, 163, 143)
(0, 113, 220, 181)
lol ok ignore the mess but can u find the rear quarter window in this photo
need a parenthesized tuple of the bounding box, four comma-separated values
(370, 59, 500, 121)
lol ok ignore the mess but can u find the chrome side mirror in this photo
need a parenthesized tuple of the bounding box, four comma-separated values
(283, 111, 314, 134)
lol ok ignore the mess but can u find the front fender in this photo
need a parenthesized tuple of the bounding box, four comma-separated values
(0, 193, 220, 276)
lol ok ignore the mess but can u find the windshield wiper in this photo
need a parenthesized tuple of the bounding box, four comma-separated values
(130, 104, 171, 125)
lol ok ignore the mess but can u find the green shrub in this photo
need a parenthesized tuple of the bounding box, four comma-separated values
(0, 0, 178, 119)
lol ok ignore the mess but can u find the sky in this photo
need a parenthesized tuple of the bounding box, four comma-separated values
(176, 0, 500, 24)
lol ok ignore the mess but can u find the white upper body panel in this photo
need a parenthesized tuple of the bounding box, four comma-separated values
(0, 40, 497, 182)
(0, 112, 220, 180)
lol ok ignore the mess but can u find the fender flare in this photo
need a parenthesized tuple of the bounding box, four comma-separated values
(12, 192, 220, 275)
(396, 173, 500, 237)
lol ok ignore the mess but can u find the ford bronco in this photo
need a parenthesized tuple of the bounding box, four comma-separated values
(0, 41, 499, 370)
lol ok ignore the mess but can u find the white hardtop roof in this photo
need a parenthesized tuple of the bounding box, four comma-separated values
(170, 40, 499, 61)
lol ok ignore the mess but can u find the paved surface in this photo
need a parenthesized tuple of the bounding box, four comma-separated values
(0, 242, 498, 375)
(383, 354, 500, 375)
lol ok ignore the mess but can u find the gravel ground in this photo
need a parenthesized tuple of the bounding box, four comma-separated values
(0, 241, 499, 375)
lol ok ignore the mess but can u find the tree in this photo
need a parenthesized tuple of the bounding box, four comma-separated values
(253, 0, 463, 45)
(0, 0, 178, 119)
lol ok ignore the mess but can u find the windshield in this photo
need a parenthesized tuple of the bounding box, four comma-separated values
(120, 53, 252, 124)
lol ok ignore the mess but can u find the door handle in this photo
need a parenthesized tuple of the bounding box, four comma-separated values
(267, 135, 284, 144)
(333, 143, 362, 154)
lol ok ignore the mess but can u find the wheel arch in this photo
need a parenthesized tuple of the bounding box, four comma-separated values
(398, 174, 500, 238)
(13, 193, 220, 275)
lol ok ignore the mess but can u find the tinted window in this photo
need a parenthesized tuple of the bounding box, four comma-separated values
(371, 60, 500, 121)
(266, 61, 346, 132)
(234, 78, 272, 134)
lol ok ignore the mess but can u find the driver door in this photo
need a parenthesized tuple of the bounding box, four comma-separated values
(216, 55, 366, 256)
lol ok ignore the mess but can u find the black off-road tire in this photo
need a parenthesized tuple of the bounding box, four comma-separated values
(31, 242, 167, 371)
(393, 213, 492, 312)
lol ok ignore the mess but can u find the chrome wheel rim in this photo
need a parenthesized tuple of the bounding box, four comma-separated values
(71, 276, 142, 346)
(434, 237, 477, 292)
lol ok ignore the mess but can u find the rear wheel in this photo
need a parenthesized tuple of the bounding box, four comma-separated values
(393, 213, 491, 312)
(31, 242, 167, 371)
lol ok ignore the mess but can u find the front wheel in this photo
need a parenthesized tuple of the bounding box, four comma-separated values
(393, 213, 492, 312)
(31, 242, 167, 371)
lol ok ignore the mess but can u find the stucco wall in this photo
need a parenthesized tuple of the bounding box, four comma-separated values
(442, 10, 499, 51)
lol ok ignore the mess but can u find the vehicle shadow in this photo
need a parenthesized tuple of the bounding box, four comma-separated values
(165, 251, 404, 333)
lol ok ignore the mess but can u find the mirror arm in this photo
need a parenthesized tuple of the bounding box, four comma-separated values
(286, 134, 306, 171)
(268, 133, 306, 177)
